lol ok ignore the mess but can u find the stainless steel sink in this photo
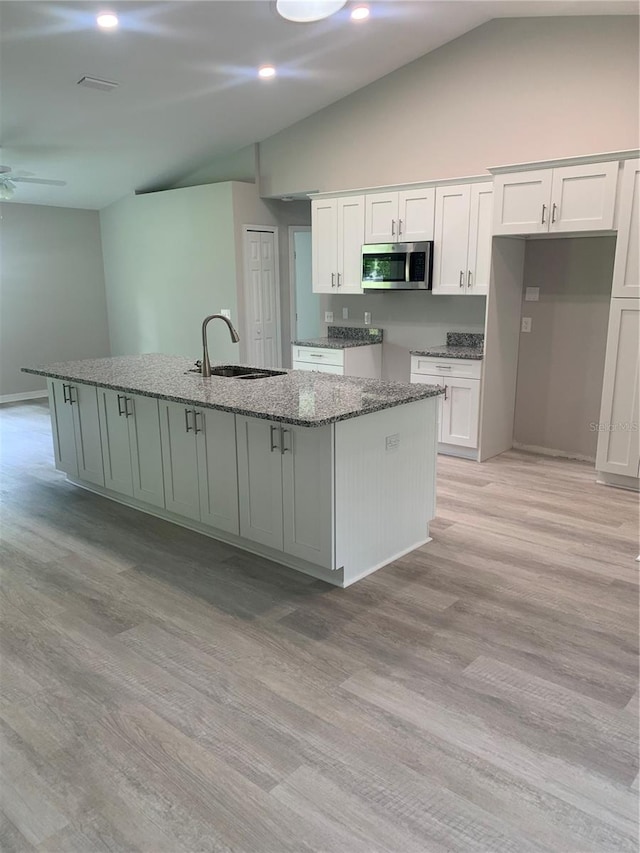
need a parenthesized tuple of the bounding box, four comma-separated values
(185, 365, 286, 380)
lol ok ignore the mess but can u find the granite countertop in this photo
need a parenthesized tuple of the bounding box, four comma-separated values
(23, 354, 443, 428)
(411, 331, 484, 360)
(292, 325, 383, 350)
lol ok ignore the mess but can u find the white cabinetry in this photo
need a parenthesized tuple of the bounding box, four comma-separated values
(98, 389, 165, 508)
(410, 357, 482, 454)
(48, 379, 104, 486)
(312, 196, 364, 294)
(291, 344, 381, 379)
(492, 162, 618, 235)
(236, 416, 333, 568)
(433, 182, 493, 296)
(595, 299, 640, 482)
(365, 188, 435, 243)
(611, 159, 640, 298)
(159, 402, 239, 533)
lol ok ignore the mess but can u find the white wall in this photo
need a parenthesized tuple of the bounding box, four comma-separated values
(0, 202, 110, 399)
(258, 16, 640, 197)
(322, 292, 486, 382)
(172, 144, 257, 190)
(513, 236, 615, 459)
(100, 183, 239, 363)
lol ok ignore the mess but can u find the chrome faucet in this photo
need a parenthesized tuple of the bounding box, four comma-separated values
(201, 314, 240, 377)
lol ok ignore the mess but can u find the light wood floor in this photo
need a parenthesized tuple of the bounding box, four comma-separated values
(1, 400, 638, 852)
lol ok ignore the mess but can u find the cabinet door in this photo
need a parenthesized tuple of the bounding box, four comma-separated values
(410, 374, 443, 442)
(312, 199, 338, 293)
(70, 383, 104, 487)
(159, 402, 201, 521)
(466, 183, 493, 296)
(128, 395, 165, 509)
(595, 299, 640, 478)
(398, 188, 435, 242)
(612, 159, 640, 298)
(492, 170, 552, 235)
(48, 379, 79, 478)
(549, 162, 618, 233)
(440, 378, 480, 448)
(281, 424, 334, 569)
(236, 416, 283, 550)
(365, 192, 398, 243)
(432, 184, 471, 295)
(336, 195, 364, 294)
(98, 389, 133, 497)
(196, 409, 239, 534)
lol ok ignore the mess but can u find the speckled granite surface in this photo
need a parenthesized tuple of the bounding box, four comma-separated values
(292, 326, 383, 349)
(23, 354, 442, 427)
(412, 331, 484, 360)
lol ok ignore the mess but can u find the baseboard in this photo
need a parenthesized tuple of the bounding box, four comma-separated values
(0, 390, 48, 405)
(512, 442, 595, 464)
(596, 471, 640, 492)
(438, 442, 478, 460)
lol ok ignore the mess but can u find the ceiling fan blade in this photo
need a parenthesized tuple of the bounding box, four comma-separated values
(10, 176, 66, 186)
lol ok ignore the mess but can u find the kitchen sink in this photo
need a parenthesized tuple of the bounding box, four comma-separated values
(185, 365, 286, 379)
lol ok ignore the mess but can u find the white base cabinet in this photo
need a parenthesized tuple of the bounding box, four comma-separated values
(595, 298, 640, 484)
(48, 379, 104, 487)
(410, 357, 482, 455)
(291, 344, 382, 379)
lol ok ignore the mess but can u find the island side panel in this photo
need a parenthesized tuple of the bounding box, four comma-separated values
(334, 397, 438, 587)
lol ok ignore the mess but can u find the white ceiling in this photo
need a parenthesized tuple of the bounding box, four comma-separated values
(1, 0, 637, 210)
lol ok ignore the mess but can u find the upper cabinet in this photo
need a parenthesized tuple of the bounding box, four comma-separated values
(432, 182, 493, 296)
(492, 162, 618, 235)
(611, 158, 640, 298)
(365, 188, 435, 243)
(312, 196, 364, 294)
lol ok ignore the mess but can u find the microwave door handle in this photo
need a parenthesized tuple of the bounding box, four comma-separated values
(405, 252, 411, 284)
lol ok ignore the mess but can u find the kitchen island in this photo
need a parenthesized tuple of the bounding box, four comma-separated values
(23, 354, 443, 587)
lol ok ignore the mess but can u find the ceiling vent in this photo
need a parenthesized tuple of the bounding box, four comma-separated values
(77, 76, 119, 92)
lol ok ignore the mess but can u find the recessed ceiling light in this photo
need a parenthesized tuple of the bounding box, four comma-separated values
(276, 1, 347, 23)
(96, 12, 119, 29)
(351, 6, 370, 21)
(258, 65, 277, 79)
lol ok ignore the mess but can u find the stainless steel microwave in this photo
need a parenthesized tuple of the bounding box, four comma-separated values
(362, 241, 433, 291)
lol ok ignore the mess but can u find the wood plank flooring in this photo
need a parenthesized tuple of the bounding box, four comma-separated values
(1, 400, 638, 852)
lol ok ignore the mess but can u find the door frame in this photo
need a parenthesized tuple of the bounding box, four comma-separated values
(241, 225, 282, 368)
(288, 225, 312, 345)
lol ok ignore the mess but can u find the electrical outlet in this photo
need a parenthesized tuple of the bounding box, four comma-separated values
(364, 311, 371, 325)
(324, 311, 334, 323)
(342, 307, 349, 320)
(521, 317, 532, 333)
(385, 434, 400, 452)
(525, 287, 540, 302)
(220, 309, 231, 319)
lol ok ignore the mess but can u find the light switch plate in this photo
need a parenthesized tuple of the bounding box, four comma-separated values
(521, 317, 532, 333)
(325, 311, 334, 323)
(525, 287, 540, 302)
(342, 307, 349, 320)
(364, 311, 371, 325)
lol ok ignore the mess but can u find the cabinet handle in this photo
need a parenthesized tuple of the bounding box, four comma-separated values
(391, 219, 396, 237)
(185, 408, 193, 433)
(67, 385, 76, 405)
(281, 427, 291, 454)
(468, 270, 472, 288)
(62, 383, 69, 404)
(459, 270, 464, 288)
(551, 202, 558, 223)
(331, 273, 336, 288)
(125, 397, 133, 418)
(193, 410, 203, 434)
(117, 394, 126, 416)
(270, 424, 280, 452)
(337, 272, 341, 287)
(398, 218, 403, 237)
(436, 364, 452, 370)
(541, 203, 547, 224)
(444, 384, 448, 401)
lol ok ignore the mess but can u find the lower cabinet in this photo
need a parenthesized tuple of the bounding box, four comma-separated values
(159, 402, 239, 534)
(595, 298, 640, 481)
(291, 344, 382, 379)
(49, 379, 104, 486)
(98, 389, 165, 508)
(236, 415, 333, 569)
(410, 357, 481, 453)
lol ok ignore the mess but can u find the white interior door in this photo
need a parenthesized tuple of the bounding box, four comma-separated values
(292, 229, 320, 340)
(244, 228, 281, 368)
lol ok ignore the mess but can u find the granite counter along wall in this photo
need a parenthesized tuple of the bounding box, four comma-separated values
(321, 291, 487, 382)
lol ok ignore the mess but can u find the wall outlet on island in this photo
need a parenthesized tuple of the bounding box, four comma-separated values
(325, 311, 334, 323)
(364, 312, 371, 325)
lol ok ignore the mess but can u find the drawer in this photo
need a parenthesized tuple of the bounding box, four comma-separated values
(292, 346, 344, 367)
(293, 361, 343, 375)
(411, 357, 482, 380)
